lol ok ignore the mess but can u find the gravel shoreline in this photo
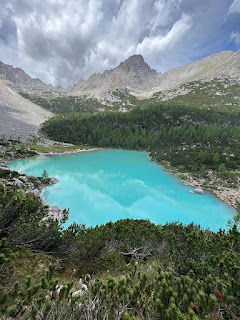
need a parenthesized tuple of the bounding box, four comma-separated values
(165, 168, 239, 209)
(37, 147, 102, 156)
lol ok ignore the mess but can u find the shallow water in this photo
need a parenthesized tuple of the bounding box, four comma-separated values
(8, 149, 235, 230)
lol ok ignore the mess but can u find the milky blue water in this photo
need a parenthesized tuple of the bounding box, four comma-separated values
(8, 149, 235, 230)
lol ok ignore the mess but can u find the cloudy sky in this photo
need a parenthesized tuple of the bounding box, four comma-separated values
(0, 0, 239, 86)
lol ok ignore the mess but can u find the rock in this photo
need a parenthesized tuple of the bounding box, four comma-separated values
(72, 289, 85, 297)
(34, 178, 41, 185)
(56, 285, 64, 293)
(79, 279, 88, 291)
(188, 190, 195, 194)
(31, 189, 41, 197)
(25, 182, 34, 189)
(13, 178, 24, 186)
(49, 177, 59, 184)
(6, 151, 15, 157)
(194, 187, 205, 195)
(72, 281, 88, 297)
(19, 175, 28, 182)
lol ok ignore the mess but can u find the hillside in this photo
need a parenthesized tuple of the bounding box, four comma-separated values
(148, 50, 240, 95)
(0, 80, 52, 138)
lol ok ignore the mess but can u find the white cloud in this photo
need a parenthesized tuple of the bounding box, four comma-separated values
(230, 32, 240, 44)
(228, 0, 240, 14)
(136, 14, 192, 57)
(0, 0, 238, 86)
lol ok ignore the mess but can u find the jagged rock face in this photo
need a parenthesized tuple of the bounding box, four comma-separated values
(0, 49, 239, 102)
(71, 50, 240, 97)
(0, 61, 45, 86)
(72, 54, 161, 97)
(118, 54, 156, 75)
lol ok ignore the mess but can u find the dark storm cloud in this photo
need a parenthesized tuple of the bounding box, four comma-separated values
(0, 0, 239, 86)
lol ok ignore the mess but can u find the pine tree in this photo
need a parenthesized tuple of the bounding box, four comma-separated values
(42, 169, 48, 179)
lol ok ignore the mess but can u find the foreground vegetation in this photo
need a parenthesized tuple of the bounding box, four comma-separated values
(1, 182, 240, 319)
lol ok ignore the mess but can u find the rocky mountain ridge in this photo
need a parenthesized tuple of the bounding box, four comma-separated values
(1, 50, 240, 97)
(0, 49, 239, 113)
(72, 54, 161, 97)
(71, 50, 240, 98)
(0, 61, 48, 87)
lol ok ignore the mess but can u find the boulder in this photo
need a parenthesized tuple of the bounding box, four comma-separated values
(31, 189, 41, 197)
(72, 289, 84, 297)
(194, 187, 205, 195)
(25, 182, 34, 189)
(19, 175, 28, 182)
(49, 177, 59, 184)
(13, 178, 24, 186)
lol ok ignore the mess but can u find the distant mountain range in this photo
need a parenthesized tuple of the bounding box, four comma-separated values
(0, 49, 240, 111)
(72, 50, 240, 98)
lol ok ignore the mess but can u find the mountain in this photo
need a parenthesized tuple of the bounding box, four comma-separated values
(69, 50, 240, 105)
(148, 49, 240, 95)
(0, 61, 46, 87)
(0, 49, 239, 114)
(71, 54, 161, 97)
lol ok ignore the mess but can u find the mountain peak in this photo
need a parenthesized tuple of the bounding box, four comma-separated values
(124, 54, 145, 63)
(118, 54, 157, 74)
(0, 61, 45, 87)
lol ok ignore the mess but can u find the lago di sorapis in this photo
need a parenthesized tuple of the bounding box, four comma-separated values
(8, 149, 234, 231)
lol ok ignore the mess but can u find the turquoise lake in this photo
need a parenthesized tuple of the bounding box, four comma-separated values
(8, 149, 235, 230)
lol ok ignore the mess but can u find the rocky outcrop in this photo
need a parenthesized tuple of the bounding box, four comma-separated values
(0, 61, 46, 87)
(49, 177, 59, 185)
(71, 54, 161, 97)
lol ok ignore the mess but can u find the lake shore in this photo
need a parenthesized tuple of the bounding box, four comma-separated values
(1, 143, 238, 213)
(37, 147, 103, 156)
(9, 148, 234, 229)
(164, 167, 239, 209)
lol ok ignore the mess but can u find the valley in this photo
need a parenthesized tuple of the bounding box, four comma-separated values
(0, 50, 240, 319)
